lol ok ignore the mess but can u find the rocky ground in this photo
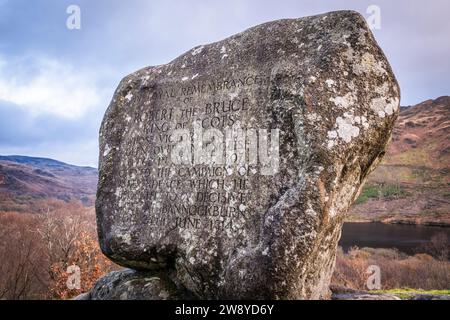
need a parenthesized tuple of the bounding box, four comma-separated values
(331, 286, 450, 300)
(75, 274, 450, 300)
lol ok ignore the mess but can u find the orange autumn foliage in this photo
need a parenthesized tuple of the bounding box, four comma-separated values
(48, 230, 114, 299)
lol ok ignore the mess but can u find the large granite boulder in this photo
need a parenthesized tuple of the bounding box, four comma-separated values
(95, 10, 400, 299)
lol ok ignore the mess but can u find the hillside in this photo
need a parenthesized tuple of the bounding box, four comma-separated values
(349, 96, 450, 226)
(0, 155, 98, 212)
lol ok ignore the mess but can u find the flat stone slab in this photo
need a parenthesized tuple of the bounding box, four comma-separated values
(77, 269, 192, 300)
(96, 10, 400, 299)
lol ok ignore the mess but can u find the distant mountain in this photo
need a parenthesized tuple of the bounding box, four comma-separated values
(0, 155, 98, 212)
(349, 96, 450, 226)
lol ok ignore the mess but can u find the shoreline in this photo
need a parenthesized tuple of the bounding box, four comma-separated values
(345, 217, 450, 228)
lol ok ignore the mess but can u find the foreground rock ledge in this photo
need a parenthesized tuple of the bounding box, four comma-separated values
(93, 10, 400, 300)
(77, 272, 450, 300)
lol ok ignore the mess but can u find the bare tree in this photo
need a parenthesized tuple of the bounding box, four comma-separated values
(0, 212, 47, 299)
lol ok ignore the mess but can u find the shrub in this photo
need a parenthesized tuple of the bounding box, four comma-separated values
(332, 247, 450, 291)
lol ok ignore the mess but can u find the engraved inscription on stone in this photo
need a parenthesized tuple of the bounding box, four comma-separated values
(122, 73, 280, 235)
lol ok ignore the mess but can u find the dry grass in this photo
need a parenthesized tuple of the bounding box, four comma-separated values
(332, 245, 450, 291)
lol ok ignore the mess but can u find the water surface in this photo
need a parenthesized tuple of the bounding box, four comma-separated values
(339, 222, 450, 254)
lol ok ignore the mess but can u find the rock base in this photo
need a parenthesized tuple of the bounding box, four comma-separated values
(76, 269, 195, 300)
(77, 274, 450, 300)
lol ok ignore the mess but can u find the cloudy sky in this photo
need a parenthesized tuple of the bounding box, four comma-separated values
(0, 0, 449, 167)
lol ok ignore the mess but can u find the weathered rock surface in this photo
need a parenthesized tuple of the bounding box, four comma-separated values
(330, 286, 401, 300)
(409, 294, 450, 300)
(76, 269, 194, 300)
(96, 10, 400, 299)
(332, 293, 401, 301)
